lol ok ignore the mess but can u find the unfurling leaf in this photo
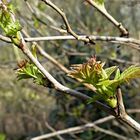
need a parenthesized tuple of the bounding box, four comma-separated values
(69, 56, 104, 84)
(16, 60, 45, 85)
(0, 3, 22, 37)
(114, 68, 121, 80)
(69, 56, 140, 108)
(5, 21, 22, 37)
(119, 65, 140, 82)
(105, 66, 118, 78)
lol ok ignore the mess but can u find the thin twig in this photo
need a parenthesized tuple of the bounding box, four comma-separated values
(23, 35, 140, 45)
(1, 34, 140, 50)
(85, 0, 129, 36)
(31, 122, 132, 140)
(40, 0, 92, 43)
(24, 0, 58, 27)
(31, 109, 140, 140)
(44, 121, 65, 140)
(0, 34, 11, 43)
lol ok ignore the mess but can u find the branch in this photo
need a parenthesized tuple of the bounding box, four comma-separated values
(31, 124, 131, 140)
(40, 0, 94, 43)
(24, 35, 140, 45)
(1, 34, 140, 50)
(31, 109, 140, 140)
(0, 34, 11, 43)
(1, 1, 140, 134)
(44, 121, 64, 140)
(24, 0, 58, 27)
(21, 29, 97, 92)
(17, 30, 113, 116)
(85, 0, 129, 36)
(116, 88, 140, 133)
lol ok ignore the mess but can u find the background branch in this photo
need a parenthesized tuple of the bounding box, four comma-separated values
(85, 0, 129, 36)
(1, 34, 140, 50)
(31, 109, 140, 140)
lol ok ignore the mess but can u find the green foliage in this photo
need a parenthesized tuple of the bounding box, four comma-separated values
(0, 133, 6, 140)
(0, 3, 22, 38)
(119, 65, 140, 82)
(0, 1, 139, 139)
(16, 60, 45, 85)
(105, 66, 118, 78)
(69, 57, 140, 108)
(94, 0, 104, 5)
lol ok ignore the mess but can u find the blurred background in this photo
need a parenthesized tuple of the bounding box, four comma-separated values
(0, 0, 140, 139)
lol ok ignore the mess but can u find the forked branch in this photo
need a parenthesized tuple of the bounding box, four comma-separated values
(116, 88, 140, 133)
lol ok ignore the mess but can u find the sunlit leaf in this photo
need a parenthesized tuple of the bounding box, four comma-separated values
(69, 57, 140, 108)
(97, 79, 117, 87)
(0, 3, 22, 37)
(114, 68, 121, 80)
(105, 66, 118, 78)
(16, 61, 44, 85)
(120, 65, 140, 82)
(5, 21, 22, 37)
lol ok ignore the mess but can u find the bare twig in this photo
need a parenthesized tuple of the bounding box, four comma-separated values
(31, 108, 140, 140)
(108, 57, 140, 66)
(23, 35, 140, 46)
(0, 34, 11, 43)
(1, 34, 140, 50)
(40, 0, 93, 43)
(31, 122, 131, 140)
(44, 121, 65, 140)
(24, 0, 58, 27)
(85, 0, 129, 36)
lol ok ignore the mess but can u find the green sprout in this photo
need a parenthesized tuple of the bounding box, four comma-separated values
(16, 60, 45, 85)
(69, 56, 140, 108)
(0, 2, 22, 45)
(94, 0, 104, 5)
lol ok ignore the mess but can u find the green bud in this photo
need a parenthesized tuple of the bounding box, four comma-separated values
(106, 97, 117, 108)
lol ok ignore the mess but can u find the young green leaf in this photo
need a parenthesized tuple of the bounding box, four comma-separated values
(69, 57, 140, 108)
(0, 4, 22, 37)
(16, 61, 45, 85)
(119, 65, 140, 82)
(94, 0, 104, 5)
(114, 68, 121, 80)
(97, 79, 118, 87)
(105, 66, 118, 78)
(5, 21, 22, 37)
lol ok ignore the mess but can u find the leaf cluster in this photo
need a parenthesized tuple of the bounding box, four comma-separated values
(16, 60, 45, 85)
(0, 3, 22, 37)
(69, 57, 140, 107)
